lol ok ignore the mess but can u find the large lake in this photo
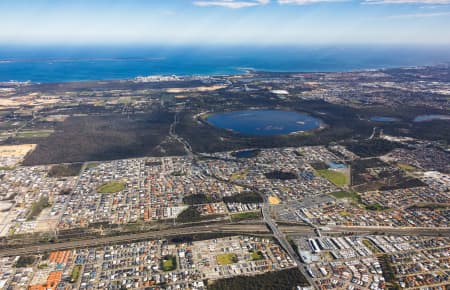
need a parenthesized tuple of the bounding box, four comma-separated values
(206, 110, 322, 136)
(413, 115, 450, 122)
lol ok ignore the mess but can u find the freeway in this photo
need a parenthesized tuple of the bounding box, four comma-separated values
(0, 223, 271, 258)
(262, 203, 316, 288)
(322, 225, 450, 237)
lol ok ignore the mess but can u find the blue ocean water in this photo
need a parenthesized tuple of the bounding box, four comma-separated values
(0, 45, 450, 83)
(206, 110, 322, 136)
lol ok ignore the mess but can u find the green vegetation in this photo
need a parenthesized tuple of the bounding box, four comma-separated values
(171, 170, 186, 176)
(223, 192, 263, 204)
(37, 263, 48, 269)
(27, 196, 50, 221)
(183, 193, 219, 205)
(217, 253, 238, 265)
(70, 265, 82, 283)
(176, 206, 202, 223)
(345, 139, 405, 158)
(209, 268, 309, 290)
(161, 255, 177, 271)
(397, 163, 416, 172)
(231, 211, 262, 222)
(331, 191, 387, 211)
(250, 251, 264, 261)
(264, 170, 297, 180)
(85, 162, 99, 169)
(230, 170, 248, 180)
(48, 163, 83, 177)
(16, 129, 54, 139)
(362, 239, 381, 254)
(310, 162, 328, 170)
(97, 181, 125, 194)
(15, 256, 36, 268)
(317, 169, 348, 186)
(331, 190, 361, 203)
(0, 166, 15, 171)
(330, 190, 359, 200)
(379, 255, 400, 289)
(409, 203, 450, 210)
(365, 203, 386, 211)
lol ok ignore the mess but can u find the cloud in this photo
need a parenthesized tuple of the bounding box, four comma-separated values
(364, 0, 450, 4)
(278, 0, 347, 4)
(193, 0, 269, 8)
(386, 11, 450, 18)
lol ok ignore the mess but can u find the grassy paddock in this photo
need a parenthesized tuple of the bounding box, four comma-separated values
(317, 169, 348, 186)
(97, 181, 125, 193)
(162, 255, 177, 271)
(217, 253, 238, 265)
(230, 211, 262, 222)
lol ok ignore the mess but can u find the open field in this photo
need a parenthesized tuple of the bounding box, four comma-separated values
(97, 181, 125, 194)
(317, 169, 348, 186)
(0, 144, 36, 158)
(16, 129, 54, 139)
(231, 211, 262, 222)
(216, 253, 238, 265)
(162, 255, 177, 271)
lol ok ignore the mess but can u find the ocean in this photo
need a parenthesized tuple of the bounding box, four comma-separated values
(0, 45, 449, 83)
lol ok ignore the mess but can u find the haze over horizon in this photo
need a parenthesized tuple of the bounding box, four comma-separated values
(2, 0, 450, 45)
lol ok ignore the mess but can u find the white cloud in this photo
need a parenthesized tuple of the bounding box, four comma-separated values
(364, 0, 450, 4)
(193, 0, 269, 8)
(278, 0, 347, 4)
(386, 11, 450, 17)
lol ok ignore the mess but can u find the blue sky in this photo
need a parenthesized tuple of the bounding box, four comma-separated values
(1, 0, 450, 45)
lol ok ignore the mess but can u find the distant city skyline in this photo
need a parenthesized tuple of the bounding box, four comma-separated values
(1, 0, 450, 45)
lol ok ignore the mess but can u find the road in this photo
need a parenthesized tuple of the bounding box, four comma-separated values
(169, 112, 193, 159)
(262, 203, 316, 287)
(322, 225, 450, 236)
(167, 119, 316, 287)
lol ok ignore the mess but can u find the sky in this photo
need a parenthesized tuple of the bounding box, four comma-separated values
(1, 0, 450, 45)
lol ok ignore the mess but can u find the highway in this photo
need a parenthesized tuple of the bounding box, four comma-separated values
(262, 203, 316, 287)
(322, 225, 450, 236)
(0, 223, 271, 258)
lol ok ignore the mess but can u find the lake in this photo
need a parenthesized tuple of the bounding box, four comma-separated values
(206, 110, 322, 136)
(370, 116, 399, 122)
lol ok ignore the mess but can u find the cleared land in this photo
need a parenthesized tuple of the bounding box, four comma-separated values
(250, 251, 264, 261)
(162, 255, 177, 271)
(97, 181, 125, 194)
(231, 211, 262, 222)
(317, 169, 348, 186)
(330, 190, 360, 201)
(216, 253, 238, 265)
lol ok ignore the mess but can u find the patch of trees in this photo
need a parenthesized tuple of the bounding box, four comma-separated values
(48, 163, 83, 177)
(176, 206, 202, 223)
(222, 192, 263, 204)
(264, 171, 297, 180)
(345, 139, 405, 158)
(379, 178, 426, 191)
(15, 256, 36, 268)
(27, 196, 50, 221)
(310, 162, 328, 170)
(183, 193, 220, 205)
(209, 268, 309, 290)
